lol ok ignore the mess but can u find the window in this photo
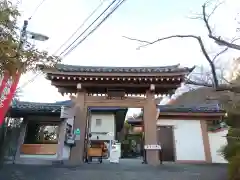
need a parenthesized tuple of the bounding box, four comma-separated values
(95, 119, 102, 126)
(24, 122, 59, 144)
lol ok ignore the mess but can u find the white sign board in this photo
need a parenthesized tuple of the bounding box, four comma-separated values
(144, 145, 161, 150)
(66, 139, 75, 145)
(75, 134, 80, 140)
(60, 106, 75, 119)
(107, 132, 114, 137)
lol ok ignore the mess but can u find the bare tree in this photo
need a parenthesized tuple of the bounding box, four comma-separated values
(123, 1, 240, 92)
(184, 64, 229, 90)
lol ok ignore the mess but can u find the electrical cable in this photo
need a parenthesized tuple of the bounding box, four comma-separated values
(16, 0, 103, 90)
(18, 0, 127, 90)
(17, 1, 106, 90)
(17, 72, 42, 90)
(28, 0, 47, 20)
(16, 0, 48, 91)
(62, 0, 127, 58)
(53, 1, 105, 55)
(58, 0, 119, 57)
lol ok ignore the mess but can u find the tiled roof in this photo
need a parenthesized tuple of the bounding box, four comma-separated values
(168, 87, 220, 105)
(11, 101, 224, 115)
(45, 64, 194, 73)
(126, 103, 224, 123)
(158, 103, 224, 113)
(11, 101, 64, 113)
(10, 101, 126, 113)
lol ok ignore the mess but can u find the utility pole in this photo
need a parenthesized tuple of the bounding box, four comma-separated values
(0, 19, 49, 166)
(18, 20, 28, 52)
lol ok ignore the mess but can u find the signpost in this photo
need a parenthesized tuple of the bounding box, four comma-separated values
(107, 132, 114, 158)
(74, 128, 81, 140)
(144, 145, 161, 150)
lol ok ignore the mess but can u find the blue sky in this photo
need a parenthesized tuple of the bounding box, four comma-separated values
(15, 0, 240, 115)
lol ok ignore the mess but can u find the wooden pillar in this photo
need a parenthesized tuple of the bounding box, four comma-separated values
(200, 120, 212, 163)
(69, 90, 87, 164)
(143, 90, 159, 166)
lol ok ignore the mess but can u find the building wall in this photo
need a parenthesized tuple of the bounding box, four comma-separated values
(157, 119, 206, 162)
(208, 129, 228, 163)
(62, 117, 74, 160)
(89, 113, 115, 141)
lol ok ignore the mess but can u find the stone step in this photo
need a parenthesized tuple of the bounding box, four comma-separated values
(14, 158, 55, 165)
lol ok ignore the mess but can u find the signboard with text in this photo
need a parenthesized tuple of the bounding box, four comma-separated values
(144, 145, 161, 150)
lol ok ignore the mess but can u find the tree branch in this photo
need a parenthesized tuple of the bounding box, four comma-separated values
(202, 3, 240, 50)
(212, 47, 228, 62)
(186, 79, 213, 87)
(122, 36, 151, 44)
(124, 34, 219, 88)
(186, 79, 240, 92)
(122, 1, 240, 92)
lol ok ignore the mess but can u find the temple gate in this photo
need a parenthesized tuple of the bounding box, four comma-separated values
(40, 64, 193, 165)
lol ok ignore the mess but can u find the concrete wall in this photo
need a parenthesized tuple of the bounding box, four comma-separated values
(89, 113, 115, 141)
(157, 119, 206, 161)
(208, 129, 228, 163)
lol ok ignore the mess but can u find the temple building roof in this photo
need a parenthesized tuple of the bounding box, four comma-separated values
(39, 64, 194, 95)
(158, 103, 224, 113)
(126, 103, 225, 125)
(10, 101, 224, 115)
(40, 64, 194, 74)
(10, 100, 127, 116)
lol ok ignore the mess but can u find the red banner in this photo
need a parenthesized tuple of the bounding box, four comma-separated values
(0, 72, 21, 126)
(0, 72, 9, 96)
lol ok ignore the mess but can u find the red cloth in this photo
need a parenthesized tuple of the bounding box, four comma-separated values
(0, 72, 21, 125)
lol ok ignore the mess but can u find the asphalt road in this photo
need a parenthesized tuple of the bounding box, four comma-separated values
(0, 159, 227, 180)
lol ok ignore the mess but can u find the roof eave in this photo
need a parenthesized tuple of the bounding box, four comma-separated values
(159, 111, 225, 117)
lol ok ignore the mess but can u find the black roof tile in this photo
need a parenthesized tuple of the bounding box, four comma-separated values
(157, 103, 224, 113)
(11, 101, 224, 115)
(127, 103, 224, 124)
(11, 101, 64, 113)
(45, 64, 194, 74)
(10, 101, 126, 114)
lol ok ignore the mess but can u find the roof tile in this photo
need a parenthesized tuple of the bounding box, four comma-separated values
(49, 64, 194, 74)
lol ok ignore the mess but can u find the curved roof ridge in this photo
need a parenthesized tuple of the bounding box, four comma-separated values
(55, 63, 181, 69)
(44, 63, 195, 74)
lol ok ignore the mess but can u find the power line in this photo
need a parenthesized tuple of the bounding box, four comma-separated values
(16, 0, 104, 90)
(17, 72, 42, 90)
(16, 0, 48, 90)
(59, 0, 119, 57)
(62, 0, 127, 58)
(28, 0, 47, 20)
(53, 1, 105, 55)
(17, 1, 108, 90)
(15, 0, 52, 91)
(18, 0, 127, 90)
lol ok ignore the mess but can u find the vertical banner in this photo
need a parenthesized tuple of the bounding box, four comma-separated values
(0, 72, 21, 126)
(0, 72, 9, 96)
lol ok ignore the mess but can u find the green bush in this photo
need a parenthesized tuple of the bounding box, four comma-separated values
(228, 154, 240, 180)
(221, 114, 240, 180)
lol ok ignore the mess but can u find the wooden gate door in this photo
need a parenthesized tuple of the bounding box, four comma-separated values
(157, 126, 175, 162)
